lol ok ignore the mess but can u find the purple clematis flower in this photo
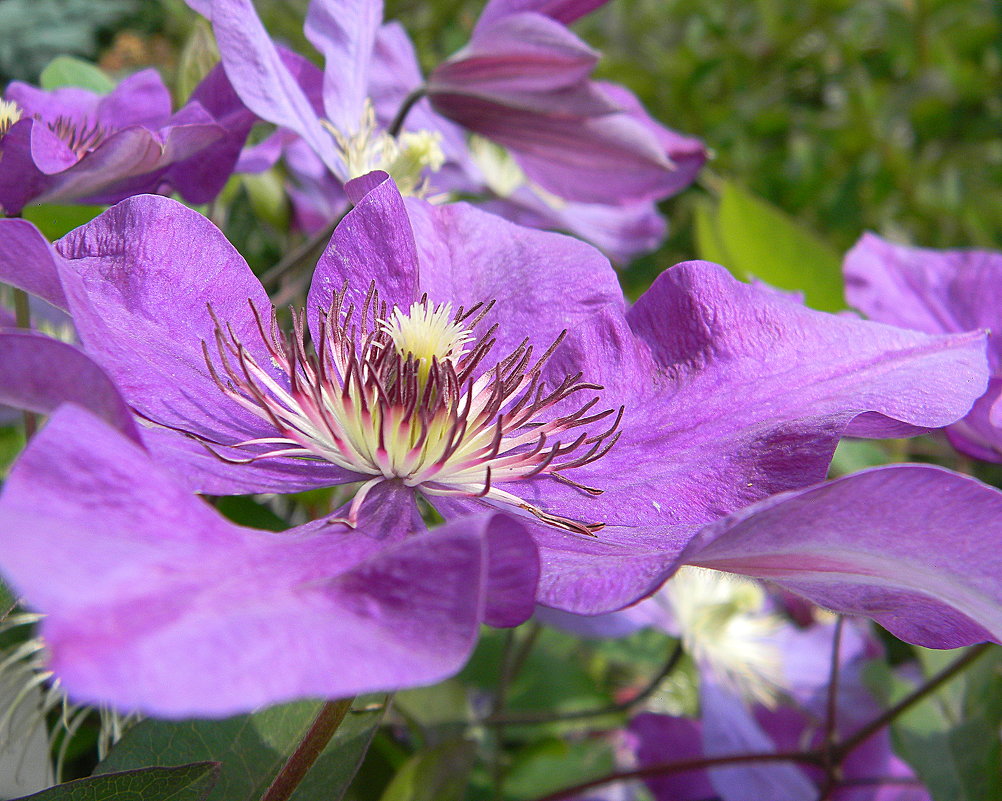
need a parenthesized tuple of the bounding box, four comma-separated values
(0, 174, 998, 639)
(844, 233, 1002, 462)
(0, 64, 254, 215)
(0, 402, 538, 717)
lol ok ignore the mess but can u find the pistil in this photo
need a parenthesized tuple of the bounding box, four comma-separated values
(199, 282, 622, 536)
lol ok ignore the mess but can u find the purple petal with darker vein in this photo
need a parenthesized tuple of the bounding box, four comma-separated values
(474, 0, 610, 29)
(0, 330, 139, 441)
(435, 13, 600, 95)
(682, 464, 1002, 648)
(0, 405, 498, 718)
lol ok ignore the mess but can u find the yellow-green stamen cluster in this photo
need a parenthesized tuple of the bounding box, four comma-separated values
(323, 101, 445, 197)
(0, 99, 22, 135)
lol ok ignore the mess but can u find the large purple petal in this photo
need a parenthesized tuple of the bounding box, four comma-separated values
(473, 261, 985, 613)
(0, 406, 498, 718)
(682, 464, 1002, 648)
(304, 0, 382, 134)
(0, 218, 69, 308)
(53, 194, 355, 492)
(0, 331, 139, 441)
(202, 0, 342, 174)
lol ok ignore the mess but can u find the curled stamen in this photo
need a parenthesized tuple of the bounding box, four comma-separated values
(182, 291, 623, 536)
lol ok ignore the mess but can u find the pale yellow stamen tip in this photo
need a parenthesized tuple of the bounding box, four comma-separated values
(324, 100, 445, 197)
(380, 302, 473, 367)
(0, 99, 22, 135)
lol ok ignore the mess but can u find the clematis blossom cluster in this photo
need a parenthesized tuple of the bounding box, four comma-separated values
(0, 65, 254, 215)
(190, 0, 706, 260)
(3, 173, 1002, 717)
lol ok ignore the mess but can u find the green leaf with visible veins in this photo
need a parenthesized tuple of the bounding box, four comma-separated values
(11, 763, 219, 801)
(97, 697, 386, 801)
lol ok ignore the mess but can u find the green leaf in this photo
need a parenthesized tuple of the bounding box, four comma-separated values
(502, 737, 615, 798)
(21, 205, 106, 241)
(887, 648, 1002, 801)
(39, 56, 115, 94)
(378, 739, 476, 801)
(12, 763, 219, 801)
(97, 697, 387, 801)
(175, 19, 219, 105)
(894, 717, 1002, 801)
(696, 180, 845, 312)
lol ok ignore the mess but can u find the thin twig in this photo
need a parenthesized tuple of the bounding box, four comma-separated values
(484, 640, 683, 727)
(258, 697, 355, 801)
(525, 750, 825, 801)
(12, 287, 37, 439)
(833, 642, 993, 760)
(260, 217, 339, 293)
(387, 88, 427, 138)
(818, 615, 845, 799)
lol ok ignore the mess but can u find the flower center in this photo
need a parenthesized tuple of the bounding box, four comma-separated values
(48, 115, 108, 156)
(201, 283, 622, 535)
(664, 567, 784, 706)
(0, 99, 22, 135)
(322, 101, 445, 197)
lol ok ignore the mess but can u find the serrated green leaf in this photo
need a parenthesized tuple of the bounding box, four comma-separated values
(39, 57, 115, 94)
(12, 763, 219, 801)
(97, 697, 386, 801)
(21, 205, 106, 241)
(696, 181, 845, 312)
(378, 739, 476, 801)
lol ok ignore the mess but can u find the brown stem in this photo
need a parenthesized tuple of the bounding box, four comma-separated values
(833, 642, 993, 760)
(525, 750, 824, 801)
(261, 216, 340, 294)
(12, 287, 37, 439)
(258, 697, 355, 801)
(387, 88, 426, 138)
(818, 616, 845, 799)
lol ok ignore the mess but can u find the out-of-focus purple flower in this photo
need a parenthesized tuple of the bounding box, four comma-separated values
(0, 65, 255, 215)
(0, 403, 538, 717)
(628, 624, 929, 801)
(1, 174, 999, 646)
(844, 233, 1002, 462)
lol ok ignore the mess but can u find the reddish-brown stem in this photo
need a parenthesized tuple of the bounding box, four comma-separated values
(258, 698, 355, 801)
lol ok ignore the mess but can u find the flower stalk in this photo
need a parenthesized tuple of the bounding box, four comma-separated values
(258, 697, 356, 801)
